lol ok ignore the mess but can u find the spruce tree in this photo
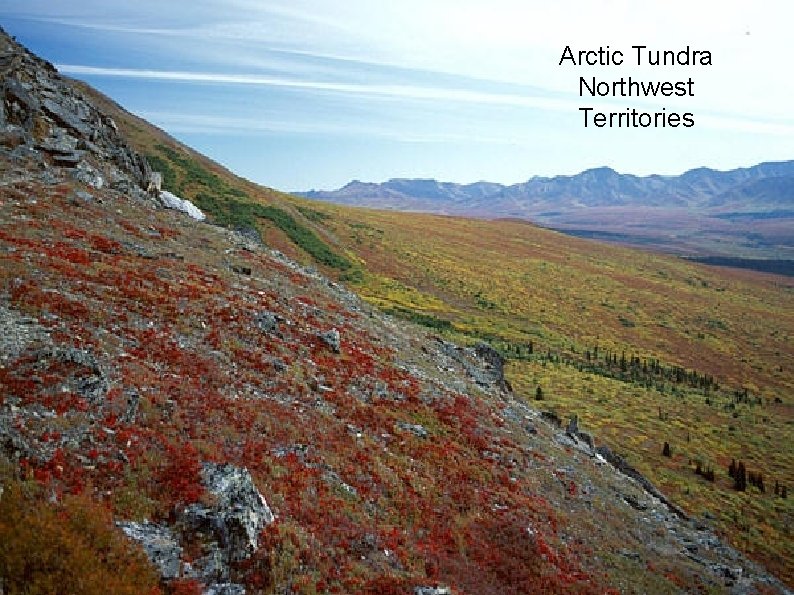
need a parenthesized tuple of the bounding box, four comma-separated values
(735, 462, 747, 491)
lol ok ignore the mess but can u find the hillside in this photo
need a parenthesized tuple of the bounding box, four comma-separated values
(1, 27, 793, 594)
(298, 165, 794, 261)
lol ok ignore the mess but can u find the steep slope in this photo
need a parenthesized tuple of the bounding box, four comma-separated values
(1, 28, 792, 594)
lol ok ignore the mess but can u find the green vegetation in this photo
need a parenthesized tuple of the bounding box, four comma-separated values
(295, 205, 331, 223)
(383, 306, 454, 331)
(255, 205, 351, 270)
(146, 145, 351, 270)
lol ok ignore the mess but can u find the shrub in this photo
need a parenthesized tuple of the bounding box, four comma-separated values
(0, 480, 162, 594)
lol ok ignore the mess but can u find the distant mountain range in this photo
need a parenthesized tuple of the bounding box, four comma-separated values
(298, 162, 794, 259)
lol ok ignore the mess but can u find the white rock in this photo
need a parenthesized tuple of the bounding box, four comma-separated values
(160, 190, 206, 221)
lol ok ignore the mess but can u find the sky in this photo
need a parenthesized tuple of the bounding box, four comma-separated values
(2, 1, 794, 191)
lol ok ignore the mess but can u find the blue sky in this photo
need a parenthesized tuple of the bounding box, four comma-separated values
(2, 1, 794, 191)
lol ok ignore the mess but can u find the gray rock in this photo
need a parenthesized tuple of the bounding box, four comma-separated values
(71, 160, 104, 188)
(182, 462, 274, 563)
(4, 79, 40, 129)
(38, 169, 60, 185)
(473, 342, 511, 393)
(318, 328, 341, 353)
(623, 494, 648, 511)
(122, 389, 140, 424)
(566, 414, 579, 435)
(52, 150, 85, 165)
(70, 189, 94, 204)
(254, 311, 279, 334)
(117, 521, 182, 579)
(0, 303, 48, 363)
(50, 346, 109, 404)
(37, 131, 77, 154)
(396, 421, 429, 439)
(414, 587, 452, 595)
(596, 445, 688, 520)
(203, 584, 246, 595)
(41, 98, 91, 137)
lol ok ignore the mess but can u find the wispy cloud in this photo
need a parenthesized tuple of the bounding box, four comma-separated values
(137, 110, 537, 146)
(58, 64, 576, 111)
(61, 64, 794, 138)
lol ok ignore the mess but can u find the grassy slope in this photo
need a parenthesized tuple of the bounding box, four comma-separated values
(77, 82, 793, 585)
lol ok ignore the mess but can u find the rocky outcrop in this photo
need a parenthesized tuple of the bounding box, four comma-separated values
(318, 328, 341, 353)
(0, 27, 152, 196)
(182, 462, 274, 563)
(118, 463, 271, 593)
(117, 521, 183, 579)
(396, 421, 429, 439)
(595, 444, 688, 520)
(414, 587, 452, 595)
(433, 338, 511, 394)
(0, 303, 48, 363)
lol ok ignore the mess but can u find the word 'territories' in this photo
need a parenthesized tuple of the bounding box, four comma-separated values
(558, 45, 712, 128)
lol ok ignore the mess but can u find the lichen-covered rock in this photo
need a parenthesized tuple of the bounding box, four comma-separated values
(396, 421, 429, 439)
(414, 586, 452, 595)
(318, 328, 341, 353)
(203, 584, 246, 595)
(117, 521, 182, 579)
(182, 462, 274, 562)
(254, 311, 279, 334)
(0, 29, 153, 191)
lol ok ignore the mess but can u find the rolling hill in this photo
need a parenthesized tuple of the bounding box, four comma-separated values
(1, 27, 792, 593)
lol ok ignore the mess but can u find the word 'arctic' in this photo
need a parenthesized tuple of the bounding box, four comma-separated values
(559, 46, 712, 67)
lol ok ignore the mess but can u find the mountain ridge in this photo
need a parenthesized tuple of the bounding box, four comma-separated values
(302, 161, 794, 207)
(298, 162, 794, 259)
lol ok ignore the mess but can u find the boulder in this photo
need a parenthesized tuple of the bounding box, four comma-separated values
(396, 421, 429, 439)
(182, 462, 274, 563)
(254, 311, 279, 334)
(318, 328, 341, 353)
(414, 587, 452, 595)
(203, 584, 246, 595)
(117, 521, 182, 579)
(160, 190, 206, 221)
